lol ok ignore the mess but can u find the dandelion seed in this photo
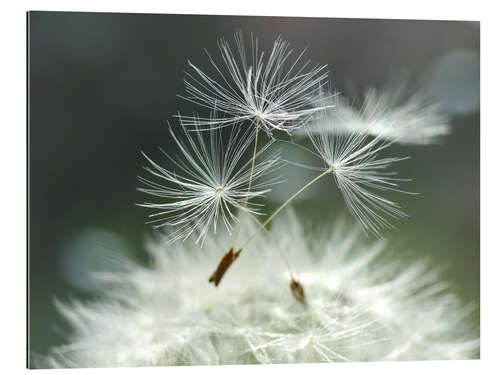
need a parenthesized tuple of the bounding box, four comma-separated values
(36, 210, 478, 367)
(137, 118, 281, 244)
(305, 112, 413, 237)
(290, 279, 307, 306)
(236, 122, 411, 245)
(208, 246, 242, 286)
(300, 82, 450, 145)
(178, 31, 334, 136)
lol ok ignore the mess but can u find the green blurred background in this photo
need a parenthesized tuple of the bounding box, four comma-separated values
(28, 12, 479, 359)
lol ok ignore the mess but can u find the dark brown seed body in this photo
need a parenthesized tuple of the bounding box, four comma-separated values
(290, 279, 307, 306)
(208, 247, 242, 287)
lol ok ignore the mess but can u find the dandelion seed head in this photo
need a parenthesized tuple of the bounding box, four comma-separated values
(299, 82, 450, 145)
(137, 118, 282, 244)
(37, 211, 478, 368)
(305, 115, 412, 237)
(178, 31, 335, 136)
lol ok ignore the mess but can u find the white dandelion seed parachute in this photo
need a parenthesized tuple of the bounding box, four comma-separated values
(300, 82, 450, 145)
(36, 211, 478, 368)
(304, 114, 413, 237)
(137, 118, 282, 244)
(178, 31, 335, 135)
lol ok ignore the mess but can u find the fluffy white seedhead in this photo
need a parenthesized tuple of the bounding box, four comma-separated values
(306, 117, 412, 237)
(178, 31, 334, 136)
(137, 120, 281, 244)
(300, 84, 450, 145)
(36, 211, 478, 368)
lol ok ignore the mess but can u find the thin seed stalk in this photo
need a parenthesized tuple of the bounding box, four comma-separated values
(212, 196, 306, 305)
(232, 118, 261, 247)
(240, 167, 332, 249)
(209, 118, 262, 288)
(228, 197, 296, 278)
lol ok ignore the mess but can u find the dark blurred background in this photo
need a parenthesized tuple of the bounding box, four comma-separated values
(28, 12, 479, 357)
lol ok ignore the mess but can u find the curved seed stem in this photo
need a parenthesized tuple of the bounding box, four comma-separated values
(229, 197, 296, 279)
(240, 167, 332, 249)
(232, 118, 261, 247)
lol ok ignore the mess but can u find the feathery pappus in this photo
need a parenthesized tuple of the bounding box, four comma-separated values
(137, 118, 282, 245)
(303, 115, 413, 237)
(300, 82, 450, 145)
(178, 31, 335, 136)
(35, 211, 478, 367)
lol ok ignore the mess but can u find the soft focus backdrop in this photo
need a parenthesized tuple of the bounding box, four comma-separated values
(28, 12, 479, 357)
